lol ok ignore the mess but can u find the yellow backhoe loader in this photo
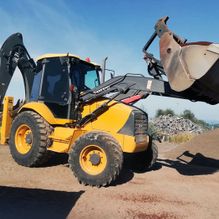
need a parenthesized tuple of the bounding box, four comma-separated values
(0, 33, 158, 187)
(1, 16, 217, 187)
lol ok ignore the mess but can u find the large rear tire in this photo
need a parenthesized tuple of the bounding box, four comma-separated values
(9, 111, 53, 167)
(68, 132, 123, 187)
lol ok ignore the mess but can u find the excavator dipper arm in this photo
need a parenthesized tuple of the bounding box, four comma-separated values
(0, 33, 36, 104)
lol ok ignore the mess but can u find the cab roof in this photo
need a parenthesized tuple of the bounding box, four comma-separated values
(36, 53, 100, 67)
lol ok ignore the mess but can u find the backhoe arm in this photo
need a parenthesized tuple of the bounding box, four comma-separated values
(0, 33, 36, 104)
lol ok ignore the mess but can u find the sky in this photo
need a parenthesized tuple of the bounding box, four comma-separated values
(1, 0, 219, 121)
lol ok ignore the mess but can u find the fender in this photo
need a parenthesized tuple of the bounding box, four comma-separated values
(19, 102, 72, 125)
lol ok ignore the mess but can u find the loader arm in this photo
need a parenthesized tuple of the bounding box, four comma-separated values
(0, 33, 36, 104)
(81, 74, 207, 105)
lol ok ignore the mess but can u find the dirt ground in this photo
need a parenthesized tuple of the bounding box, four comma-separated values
(0, 129, 219, 219)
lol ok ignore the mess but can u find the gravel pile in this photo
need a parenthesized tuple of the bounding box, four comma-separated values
(150, 114, 204, 136)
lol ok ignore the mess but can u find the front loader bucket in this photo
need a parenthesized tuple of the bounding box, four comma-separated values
(156, 18, 219, 104)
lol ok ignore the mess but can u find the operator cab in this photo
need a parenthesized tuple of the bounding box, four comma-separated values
(30, 54, 101, 118)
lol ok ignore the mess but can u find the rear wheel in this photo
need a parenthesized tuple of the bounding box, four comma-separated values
(9, 111, 53, 167)
(69, 132, 123, 187)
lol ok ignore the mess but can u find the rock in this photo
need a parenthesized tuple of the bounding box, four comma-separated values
(150, 114, 204, 137)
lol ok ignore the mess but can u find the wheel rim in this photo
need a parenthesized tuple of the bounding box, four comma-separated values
(80, 145, 107, 175)
(15, 124, 33, 154)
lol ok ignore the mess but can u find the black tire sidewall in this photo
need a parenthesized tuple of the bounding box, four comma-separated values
(10, 112, 44, 166)
(128, 141, 158, 171)
(70, 133, 122, 186)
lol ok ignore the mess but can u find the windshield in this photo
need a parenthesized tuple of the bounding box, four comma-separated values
(31, 57, 100, 105)
(70, 61, 100, 91)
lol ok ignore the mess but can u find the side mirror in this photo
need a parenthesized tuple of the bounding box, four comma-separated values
(109, 70, 115, 79)
(102, 69, 115, 82)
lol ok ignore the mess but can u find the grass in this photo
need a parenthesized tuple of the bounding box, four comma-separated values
(168, 132, 196, 144)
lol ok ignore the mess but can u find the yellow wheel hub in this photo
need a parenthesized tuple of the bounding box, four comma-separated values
(80, 145, 107, 175)
(15, 124, 33, 154)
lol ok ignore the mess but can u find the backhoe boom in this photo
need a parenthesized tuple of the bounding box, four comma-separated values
(0, 33, 35, 104)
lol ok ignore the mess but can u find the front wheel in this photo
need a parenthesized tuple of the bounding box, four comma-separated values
(126, 141, 158, 171)
(68, 132, 123, 187)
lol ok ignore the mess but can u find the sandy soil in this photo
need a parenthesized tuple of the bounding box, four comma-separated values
(0, 129, 219, 219)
